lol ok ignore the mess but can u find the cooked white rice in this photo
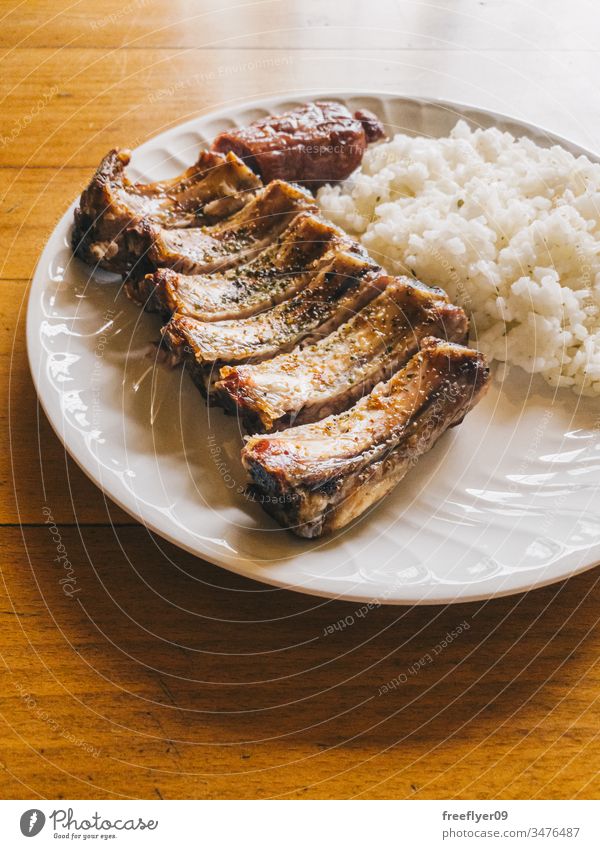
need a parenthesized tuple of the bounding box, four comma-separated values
(318, 120, 600, 396)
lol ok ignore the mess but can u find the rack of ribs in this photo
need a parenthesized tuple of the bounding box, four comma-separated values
(215, 277, 469, 432)
(72, 148, 262, 272)
(126, 212, 355, 321)
(161, 249, 385, 391)
(242, 338, 489, 538)
(125, 180, 316, 276)
(70, 101, 491, 544)
(211, 100, 386, 188)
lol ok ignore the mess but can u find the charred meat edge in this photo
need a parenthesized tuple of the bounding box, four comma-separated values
(161, 249, 385, 392)
(72, 148, 262, 272)
(124, 179, 317, 276)
(215, 276, 469, 432)
(211, 100, 386, 188)
(125, 211, 355, 321)
(242, 337, 489, 538)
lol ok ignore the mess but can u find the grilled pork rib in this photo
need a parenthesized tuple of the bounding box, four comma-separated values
(125, 180, 316, 276)
(126, 212, 354, 321)
(211, 101, 386, 188)
(215, 278, 469, 431)
(242, 338, 489, 538)
(161, 249, 384, 390)
(72, 148, 262, 272)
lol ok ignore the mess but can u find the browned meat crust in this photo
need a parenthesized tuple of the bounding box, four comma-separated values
(125, 212, 353, 320)
(211, 101, 386, 188)
(242, 338, 489, 538)
(72, 148, 262, 272)
(124, 179, 316, 276)
(215, 277, 469, 432)
(161, 248, 384, 391)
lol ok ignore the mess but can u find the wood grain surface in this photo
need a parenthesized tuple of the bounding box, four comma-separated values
(2, 0, 600, 800)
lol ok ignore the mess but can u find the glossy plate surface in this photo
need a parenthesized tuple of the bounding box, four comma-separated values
(27, 93, 600, 604)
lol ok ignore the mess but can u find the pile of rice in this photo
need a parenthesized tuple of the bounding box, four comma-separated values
(318, 120, 600, 396)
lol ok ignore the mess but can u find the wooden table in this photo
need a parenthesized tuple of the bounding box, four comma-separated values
(2, 0, 600, 800)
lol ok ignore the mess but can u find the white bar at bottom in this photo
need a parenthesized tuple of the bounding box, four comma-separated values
(0, 799, 597, 848)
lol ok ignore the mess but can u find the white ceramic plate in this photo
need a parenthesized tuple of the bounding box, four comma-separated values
(27, 92, 600, 605)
